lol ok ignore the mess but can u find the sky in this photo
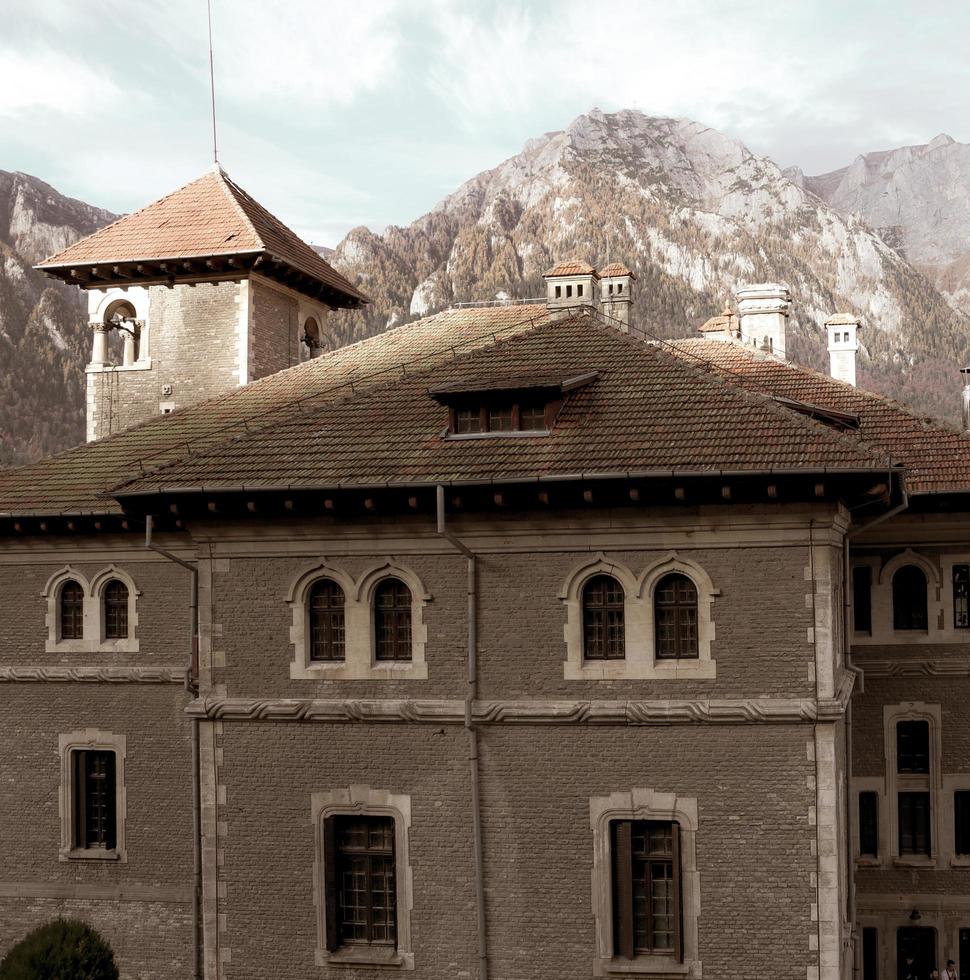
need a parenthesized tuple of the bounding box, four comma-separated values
(2, 0, 968, 247)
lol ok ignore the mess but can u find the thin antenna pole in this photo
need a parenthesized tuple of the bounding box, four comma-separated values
(207, 0, 219, 166)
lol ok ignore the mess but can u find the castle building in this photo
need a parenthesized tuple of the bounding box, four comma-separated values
(1, 173, 969, 980)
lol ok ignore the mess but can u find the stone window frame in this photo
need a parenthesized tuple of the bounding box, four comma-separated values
(884, 702, 942, 868)
(89, 287, 152, 370)
(42, 565, 141, 654)
(560, 553, 717, 680)
(853, 550, 942, 646)
(287, 561, 429, 681)
(589, 789, 701, 978)
(58, 729, 127, 863)
(310, 785, 414, 971)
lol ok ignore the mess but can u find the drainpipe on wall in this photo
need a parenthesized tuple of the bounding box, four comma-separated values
(145, 515, 203, 980)
(435, 486, 488, 980)
(842, 477, 909, 979)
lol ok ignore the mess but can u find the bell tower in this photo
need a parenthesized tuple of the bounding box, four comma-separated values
(37, 167, 367, 442)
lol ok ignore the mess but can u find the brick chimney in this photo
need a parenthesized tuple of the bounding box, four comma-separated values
(825, 314, 861, 386)
(736, 283, 790, 359)
(544, 261, 599, 318)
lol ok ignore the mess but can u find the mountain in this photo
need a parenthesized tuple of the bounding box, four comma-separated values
(331, 109, 970, 424)
(797, 135, 970, 316)
(0, 171, 116, 465)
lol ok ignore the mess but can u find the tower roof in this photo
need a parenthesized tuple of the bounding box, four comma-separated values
(544, 260, 599, 278)
(36, 168, 367, 308)
(598, 262, 636, 280)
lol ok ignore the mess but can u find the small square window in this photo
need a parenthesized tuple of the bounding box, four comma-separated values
(455, 409, 482, 434)
(519, 404, 546, 431)
(487, 407, 513, 432)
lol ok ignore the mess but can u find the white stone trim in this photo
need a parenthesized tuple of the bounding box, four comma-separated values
(560, 553, 718, 680)
(589, 789, 701, 978)
(287, 560, 430, 681)
(883, 702, 942, 866)
(310, 786, 414, 970)
(42, 565, 140, 654)
(58, 729, 127, 862)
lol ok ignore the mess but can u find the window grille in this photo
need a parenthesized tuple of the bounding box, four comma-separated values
(309, 580, 346, 661)
(60, 580, 84, 640)
(73, 750, 116, 850)
(374, 579, 412, 662)
(954, 564, 970, 628)
(103, 580, 129, 639)
(655, 573, 698, 659)
(582, 575, 625, 660)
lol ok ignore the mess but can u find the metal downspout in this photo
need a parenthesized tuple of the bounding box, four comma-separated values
(145, 515, 203, 980)
(435, 486, 488, 980)
(842, 480, 909, 978)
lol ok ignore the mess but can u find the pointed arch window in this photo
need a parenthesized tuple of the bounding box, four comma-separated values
(103, 580, 129, 640)
(655, 573, 698, 659)
(582, 574, 625, 660)
(893, 564, 928, 631)
(59, 580, 84, 640)
(310, 579, 346, 662)
(374, 579, 412, 662)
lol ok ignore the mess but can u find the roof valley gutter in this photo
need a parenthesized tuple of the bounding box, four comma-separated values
(841, 471, 908, 963)
(145, 515, 202, 980)
(435, 485, 487, 980)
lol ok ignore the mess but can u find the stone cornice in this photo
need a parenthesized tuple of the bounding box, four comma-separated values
(855, 658, 970, 678)
(0, 666, 185, 684)
(186, 693, 851, 725)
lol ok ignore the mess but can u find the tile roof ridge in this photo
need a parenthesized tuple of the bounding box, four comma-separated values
(37, 171, 218, 268)
(212, 169, 265, 250)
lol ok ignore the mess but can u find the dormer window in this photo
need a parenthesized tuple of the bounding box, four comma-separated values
(430, 372, 599, 440)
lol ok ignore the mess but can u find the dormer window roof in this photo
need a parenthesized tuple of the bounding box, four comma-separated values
(429, 371, 598, 438)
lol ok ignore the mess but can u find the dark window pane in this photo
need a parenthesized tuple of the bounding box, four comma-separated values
(519, 404, 546, 431)
(893, 564, 928, 631)
(103, 580, 129, 639)
(309, 579, 345, 661)
(583, 575, 625, 661)
(897, 721, 930, 774)
(859, 792, 879, 857)
(862, 926, 878, 980)
(613, 820, 680, 956)
(374, 579, 412, 662)
(74, 750, 116, 850)
(60, 580, 84, 640)
(455, 408, 482, 434)
(898, 792, 931, 856)
(655, 573, 698, 660)
(956, 791, 970, 856)
(853, 566, 872, 634)
(955, 564, 970, 629)
(335, 815, 396, 948)
(487, 406, 513, 432)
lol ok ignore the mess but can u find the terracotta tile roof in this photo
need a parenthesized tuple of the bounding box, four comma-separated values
(598, 263, 636, 280)
(111, 313, 891, 498)
(698, 311, 738, 335)
(0, 305, 550, 517)
(544, 260, 598, 277)
(36, 168, 367, 305)
(668, 338, 970, 495)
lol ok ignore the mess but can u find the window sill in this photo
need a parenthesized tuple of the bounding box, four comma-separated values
(291, 661, 428, 681)
(45, 640, 139, 654)
(318, 946, 413, 970)
(61, 848, 121, 862)
(855, 856, 881, 867)
(892, 856, 935, 868)
(950, 856, 970, 868)
(565, 660, 716, 681)
(594, 954, 695, 978)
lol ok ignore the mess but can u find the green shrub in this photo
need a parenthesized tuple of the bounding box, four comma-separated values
(0, 918, 118, 980)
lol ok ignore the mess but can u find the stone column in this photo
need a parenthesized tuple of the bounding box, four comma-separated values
(90, 323, 109, 366)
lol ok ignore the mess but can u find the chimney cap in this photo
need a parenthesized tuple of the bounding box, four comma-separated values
(544, 260, 599, 279)
(736, 282, 790, 302)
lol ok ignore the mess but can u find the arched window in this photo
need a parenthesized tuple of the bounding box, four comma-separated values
(60, 580, 84, 640)
(582, 575, 625, 660)
(374, 579, 412, 662)
(655, 573, 698, 659)
(309, 579, 346, 662)
(893, 565, 928, 631)
(103, 579, 129, 640)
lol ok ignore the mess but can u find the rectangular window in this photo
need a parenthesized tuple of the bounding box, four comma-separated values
(956, 791, 970, 855)
(326, 815, 396, 949)
(455, 408, 482, 434)
(859, 791, 879, 857)
(487, 406, 513, 432)
(566, 284, 573, 298)
(518, 403, 546, 431)
(955, 564, 970, 628)
(73, 750, 116, 850)
(862, 926, 878, 980)
(898, 792, 931, 856)
(611, 820, 682, 961)
(897, 720, 930, 774)
(609, 283, 614, 295)
(555, 285, 562, 299)
(853, 565, 872, 634)
(577, 284, 584, 297)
